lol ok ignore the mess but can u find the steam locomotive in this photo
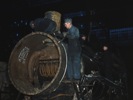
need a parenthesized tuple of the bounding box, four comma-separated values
(0, 11, 128, 100)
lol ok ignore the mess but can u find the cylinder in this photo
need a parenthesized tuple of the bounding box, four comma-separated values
(8, 32, 67, 95)
(44, 11, 61, 32)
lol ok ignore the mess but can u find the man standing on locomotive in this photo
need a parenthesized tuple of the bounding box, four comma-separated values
(64, 18, 82, 81)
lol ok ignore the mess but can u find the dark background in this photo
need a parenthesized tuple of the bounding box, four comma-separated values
(0, 0, 133, 99)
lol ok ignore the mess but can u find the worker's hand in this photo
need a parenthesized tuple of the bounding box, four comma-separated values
(81, 35, 86, 40)
(62, 32, 68, 37)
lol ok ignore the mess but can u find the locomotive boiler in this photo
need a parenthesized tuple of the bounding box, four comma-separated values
(8, 11, 69, 96)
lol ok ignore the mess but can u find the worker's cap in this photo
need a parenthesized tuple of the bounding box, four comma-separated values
(64, 18, 72, 23)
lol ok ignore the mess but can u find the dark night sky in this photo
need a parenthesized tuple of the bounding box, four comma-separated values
(0, 0, 132, 29)
(0, 0, 132, 28)
(0, 0, 132, 19)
